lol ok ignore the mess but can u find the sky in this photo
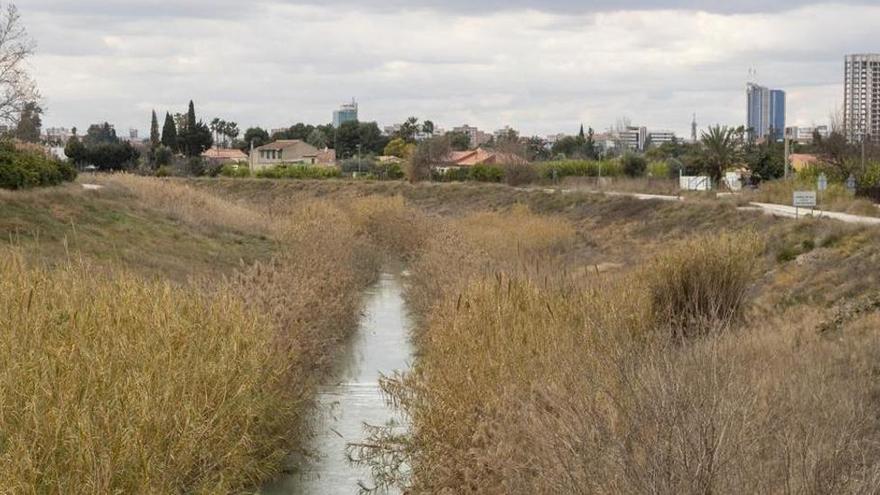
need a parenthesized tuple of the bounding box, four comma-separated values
(21, 0, 880, 138)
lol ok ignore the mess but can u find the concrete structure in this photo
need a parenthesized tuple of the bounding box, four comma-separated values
(332, 99, 358, 128)
(647, 129, 676, 147)
(747, 82, 786, 141)
(784, 125, 830, 144)
(44, 127, 72, 144)
(616, 126, 647, 151)
(249, 140, 336, 171)
(844, 53, 880, 143)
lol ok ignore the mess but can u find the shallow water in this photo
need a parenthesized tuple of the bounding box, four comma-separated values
(264, 272, 412, 494)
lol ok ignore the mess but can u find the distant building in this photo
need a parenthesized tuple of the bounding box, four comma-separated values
(616, 126, 647, 151)
(249, 140, 336, 171)
(647, 130, 676, 147)
(747, 82, 786, 141)
(452, 124, 491, 148)
(332, 99, 358, 128)
(44, 127, 72, 144)
(784, 125, 830, 144)
(493, 125, 518, 140)
(844, 53, 880, 143)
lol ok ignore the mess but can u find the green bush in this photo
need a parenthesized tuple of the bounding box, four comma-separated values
(621, 152, 647, 177)
(647, 160, 669, 178)
(155, 165, 172, 177)
(0, 142, 77, 190)
(502, 162, 538, 186)
(470, 165, 504, 182)
(219, 163, 250, 178)
(254, 164, 341, 180)
(535, 160, 622, 180)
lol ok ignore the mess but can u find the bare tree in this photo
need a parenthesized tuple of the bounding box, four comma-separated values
(0, 4, 38, 126)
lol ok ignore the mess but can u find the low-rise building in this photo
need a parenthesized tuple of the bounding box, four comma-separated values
(452, 124, 492, 148)
(202, 147, 249, 165)
(249, 140, 336, 171)
(784, 126, 830, 144)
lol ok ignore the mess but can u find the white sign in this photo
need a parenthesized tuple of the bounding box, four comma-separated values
(793, 191, 817, 208)
(817, 173, 828, 192)
(680, 176, 712, 191)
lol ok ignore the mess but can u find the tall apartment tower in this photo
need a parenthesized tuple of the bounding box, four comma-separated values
(747, 83, 786, 142)
(844, 53, 880, 143)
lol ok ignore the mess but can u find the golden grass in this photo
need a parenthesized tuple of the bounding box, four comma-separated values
(746, 179, 880, 217)
(89, 173, 275, 236)
(0, 252, 297, 493)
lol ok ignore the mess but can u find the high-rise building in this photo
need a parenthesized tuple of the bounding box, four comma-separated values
(844, 53, 880, 143)
(332, 99, 358, 128)
(747, 83, 786, 141)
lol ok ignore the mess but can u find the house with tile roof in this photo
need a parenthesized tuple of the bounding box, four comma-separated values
(249, 140, 336, 171)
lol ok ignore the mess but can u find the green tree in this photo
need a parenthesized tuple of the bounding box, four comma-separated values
(422, 120, 435, 136)
(240, 127, 269, 151)
(359, 122, 388, 155)
(384, 138, 408, 158)
(64, 135, 87, 165)
(446, 131, 470, 151)
(336, 120, 360, 159)
(551, 135, 580, 158)
(150, 110, 160, 148)
(621, 152, 647, 177)
(396, 117, 420, 143)
(14, 102, 41, 142)
(306, 128, 327, 149)
(84, 122, 118, 146)
(583, 127, 597, 159)
(161, 112, 177, 152)
(700, 125, 740, 181)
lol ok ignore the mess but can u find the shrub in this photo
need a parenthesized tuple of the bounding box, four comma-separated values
(0, 142, 77, 190)
(502, 162, 538, 186)
(644, 231, 763, 337)
(254, 164, 341, 180)
(470, 165, 504, 182)
(219, 162, 251, 178)
(647, 160, 669, 178)
(621, 152, 647, 177)
(155, 165, 172, 177)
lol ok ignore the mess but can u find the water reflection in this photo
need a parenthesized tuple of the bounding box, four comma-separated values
(264, 272, 412, 494)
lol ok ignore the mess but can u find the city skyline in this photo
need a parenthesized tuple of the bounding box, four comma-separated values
(23, 1, 879, 138)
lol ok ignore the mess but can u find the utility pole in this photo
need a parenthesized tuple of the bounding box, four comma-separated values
(784, 136, 791, 179)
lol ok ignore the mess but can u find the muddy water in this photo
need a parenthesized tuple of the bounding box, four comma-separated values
(264, 272, 412, 494)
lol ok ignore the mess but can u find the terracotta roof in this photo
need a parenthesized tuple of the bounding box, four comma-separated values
(446, 148, 527, 166)
(201, 148, 247, 160)
(790, 153, 820, 171)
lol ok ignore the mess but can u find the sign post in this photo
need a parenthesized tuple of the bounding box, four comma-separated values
(793, 190, 817, 219)
(817, 173, 827, 206)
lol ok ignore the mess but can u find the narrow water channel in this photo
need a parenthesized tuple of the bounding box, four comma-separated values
(264, 272, 412, 494)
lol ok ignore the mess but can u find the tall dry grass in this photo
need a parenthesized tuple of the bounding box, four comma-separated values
(91, 173, 274, 235)
(356, 213, 880, 494)
(0, 252, 297, 493)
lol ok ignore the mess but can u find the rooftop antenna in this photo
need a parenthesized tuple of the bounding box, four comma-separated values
(691, 113, 697, 142)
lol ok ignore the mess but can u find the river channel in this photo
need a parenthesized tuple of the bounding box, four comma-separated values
(264, 272, 412, 494)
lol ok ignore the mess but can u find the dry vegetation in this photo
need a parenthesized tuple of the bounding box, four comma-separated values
(2, 176, 880, 493)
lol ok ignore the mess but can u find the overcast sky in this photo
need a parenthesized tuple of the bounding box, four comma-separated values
(21, 1, 878, 138)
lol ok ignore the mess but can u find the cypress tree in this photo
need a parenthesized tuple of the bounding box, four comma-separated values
(161, 112, 177, 152)
(150, 110, 160, 148)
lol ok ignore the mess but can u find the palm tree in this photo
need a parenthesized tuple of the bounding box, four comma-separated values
(700, 125, 740, 181)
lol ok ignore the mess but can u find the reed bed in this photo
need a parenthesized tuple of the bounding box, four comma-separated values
(0, 253, 297, 493)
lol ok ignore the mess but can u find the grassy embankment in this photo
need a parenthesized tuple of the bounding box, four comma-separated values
(198, 179, 880, 493)
(0, 175, 386, 491)
(4, 176, 880, 492)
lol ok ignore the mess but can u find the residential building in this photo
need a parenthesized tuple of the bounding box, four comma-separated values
(844, 53, 880, 143)
(789, 153, 820, 172)
(435, 148, 526, 172)
(202, 147, 248, 165)
(452, 124, 491, 148)
(332, 99, 358, 127)
(44, 127, 72, 144)
(249, 140, 336, 171)
(747, 82, 786, 141)
(494, 125, 518, 140)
